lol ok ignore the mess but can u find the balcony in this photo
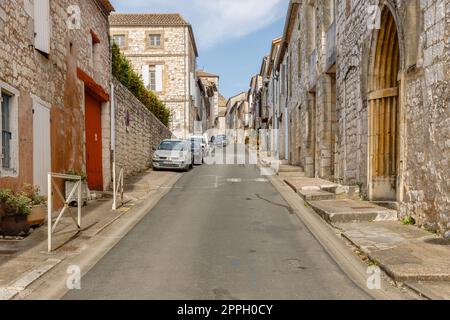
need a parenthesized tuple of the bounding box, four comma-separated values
(325, 20, 337, 72)
(308, 49, 318, 90)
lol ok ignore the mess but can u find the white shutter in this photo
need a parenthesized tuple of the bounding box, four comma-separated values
(34, 0, 50, 54)
(142, 64, 150, 88)
(33, 99, 51, 196)
(155, 65, 164, 92)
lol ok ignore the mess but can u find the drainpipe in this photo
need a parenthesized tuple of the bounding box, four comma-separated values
(110, 82, 117, 210)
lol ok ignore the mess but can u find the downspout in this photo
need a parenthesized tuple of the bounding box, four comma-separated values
(184, 27, 189, 139)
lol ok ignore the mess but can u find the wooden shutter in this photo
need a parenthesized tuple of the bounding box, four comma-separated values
(142, 64, 150, 88)
(155, 65, 164, 92)
(34, 0, 50, 54)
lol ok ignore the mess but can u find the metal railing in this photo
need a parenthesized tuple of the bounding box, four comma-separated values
(112, 165, 124, 210)
(47, 173, 82, 252)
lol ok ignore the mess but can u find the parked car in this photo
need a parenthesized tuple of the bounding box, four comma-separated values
(152, 139, 193, 171)
(212, 134, 228, 148)
(191, 140, 203, 165)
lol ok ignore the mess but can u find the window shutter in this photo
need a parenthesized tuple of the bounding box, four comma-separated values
(142, 64, 150, 88)
(34, 0, 50, 54)
(155, 65, 164, 92)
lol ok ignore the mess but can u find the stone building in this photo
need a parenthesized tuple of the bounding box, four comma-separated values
(109, 13, 199, 139)
(0, 0, 114, 197)
(197, 70, 220, 134)
(225, 92, 249, 142)
(217, 94, 228, 135)
(266, 0, 449, 236)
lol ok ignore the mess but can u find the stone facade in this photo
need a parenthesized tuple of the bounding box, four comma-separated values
(257, 0, 449, 237)
(113, 78, 172, 178)
(110, 14, 199, 139)
(0, 0, 113, 199)
(197, 70, 220, 135)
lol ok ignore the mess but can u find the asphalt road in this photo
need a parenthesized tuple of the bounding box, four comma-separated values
(64, 149, 371, 299)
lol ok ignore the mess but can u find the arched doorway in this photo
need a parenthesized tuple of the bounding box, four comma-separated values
(368, 6, 401, 201)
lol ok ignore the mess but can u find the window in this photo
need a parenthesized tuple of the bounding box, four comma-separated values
(149, 66, 156, 91)
(90, 31, 100, 64)
(113, 35, 126, 48)
(1, 93, 12, 169)
(148, 34, 161, 47)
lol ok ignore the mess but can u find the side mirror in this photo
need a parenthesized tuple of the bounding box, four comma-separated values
(152, 146, 156, 151)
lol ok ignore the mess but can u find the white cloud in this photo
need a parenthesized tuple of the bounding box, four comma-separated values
(111, 0, 286, 50)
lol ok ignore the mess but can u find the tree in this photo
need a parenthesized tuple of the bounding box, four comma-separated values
(112, 43, 170, 126)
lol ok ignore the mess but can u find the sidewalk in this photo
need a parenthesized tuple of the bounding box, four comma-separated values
(0, 169, 181, 300)
(259, 155, 450, 300)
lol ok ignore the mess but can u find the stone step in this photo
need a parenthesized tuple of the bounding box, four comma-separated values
(278, 164, 304, 173)
(370, 201, 399, 211)
(298, 189, 336, 201)
(308, 199, 398, 223)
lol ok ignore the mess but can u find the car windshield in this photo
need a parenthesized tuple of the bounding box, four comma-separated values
(158, 141, 184, 151)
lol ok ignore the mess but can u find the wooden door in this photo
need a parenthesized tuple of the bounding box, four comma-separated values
(85, 92, 103, 190)
(368, 7, 400, 201)
(33, 99, 51, 195)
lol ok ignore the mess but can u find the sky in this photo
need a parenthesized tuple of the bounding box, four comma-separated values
(109, 0, 290, 99)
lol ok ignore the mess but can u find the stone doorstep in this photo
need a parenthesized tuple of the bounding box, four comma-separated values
(339, 221, 450, 283)
(298, 189, 336, 201)
(403, 281, 450, 300)
(308, 199, 398, 223)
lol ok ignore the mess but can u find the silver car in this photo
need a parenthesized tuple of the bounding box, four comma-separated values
(152, 139, 193, 171)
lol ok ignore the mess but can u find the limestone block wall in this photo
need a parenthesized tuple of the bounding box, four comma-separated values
(113, 78, 172, 179)
(0, 0, 112, 192)
(279, 0, 448, 236)
(334, 0, 449, 235)
(110, 25, 197, 138)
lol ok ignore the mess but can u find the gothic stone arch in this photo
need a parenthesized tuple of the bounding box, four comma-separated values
(367, 4, 403, 201)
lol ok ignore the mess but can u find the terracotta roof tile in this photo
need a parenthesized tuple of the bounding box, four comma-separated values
(110, 13, 189, 26)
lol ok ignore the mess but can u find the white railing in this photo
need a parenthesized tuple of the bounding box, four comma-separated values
(112, 166, 124, 210)
(47, 173, 82, 252)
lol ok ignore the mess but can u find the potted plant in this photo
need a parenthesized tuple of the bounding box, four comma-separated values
(0, 189, 32, 236)
(65, 170, 90, 206)
(19, 184, 47, 227)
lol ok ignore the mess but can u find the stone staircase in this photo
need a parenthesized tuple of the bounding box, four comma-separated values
(283, 176, 398, 223)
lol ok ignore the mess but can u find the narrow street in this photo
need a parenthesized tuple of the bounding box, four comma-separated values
(64, 147, 370, 300)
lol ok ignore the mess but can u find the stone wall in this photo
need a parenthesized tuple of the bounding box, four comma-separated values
(278, 0, 449, 236)
(0, 0, 112, 195)
(110, 24, 197, 138)
(113, 78, 172, 179)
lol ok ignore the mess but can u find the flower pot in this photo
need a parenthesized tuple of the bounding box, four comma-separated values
(0, 215, 30, 236)
(65, 180, 90, 206)
(27, 205, 46, 227)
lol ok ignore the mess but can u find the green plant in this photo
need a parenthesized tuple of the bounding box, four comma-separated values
(66, 170, 87, 181)
(112, 43, 170, 126)
(402, 216, 416, 225)
(18, 184, 46, 206)
(1, 192, 32, 216)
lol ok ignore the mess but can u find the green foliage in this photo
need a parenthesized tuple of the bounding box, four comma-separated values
(65, 170, 87, 181)
(402, 216, 416, 225)
(112, 43, 171, 126)
(18, 184, 47, 206)
(0, 189, 32, 216)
